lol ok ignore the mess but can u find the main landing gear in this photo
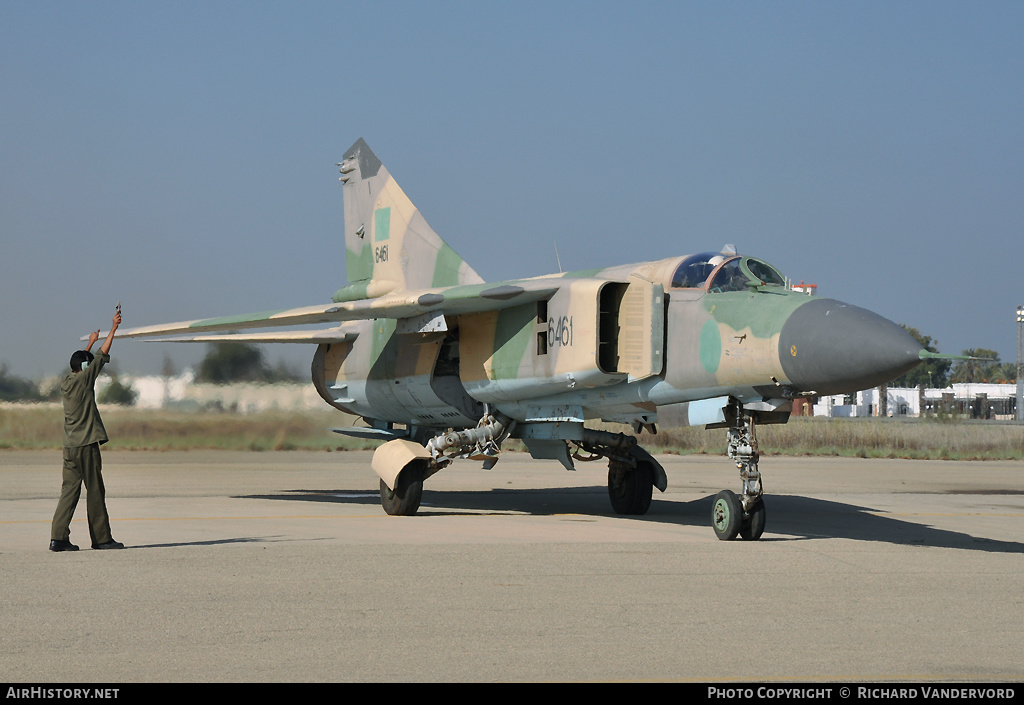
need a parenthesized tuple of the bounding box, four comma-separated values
(567, 428, 664, 517)
(711, 407, 766, 541)
(607, 460, 654, 516)
(379, 459, 426, 516)
(374, 409, 511, 516)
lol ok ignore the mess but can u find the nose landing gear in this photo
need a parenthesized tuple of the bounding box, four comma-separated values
(712, 407, 766, 541)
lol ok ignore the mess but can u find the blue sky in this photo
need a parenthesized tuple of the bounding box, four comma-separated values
(2, 1, 1022, 380)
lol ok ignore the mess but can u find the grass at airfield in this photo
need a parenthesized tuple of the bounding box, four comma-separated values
(1, 404, 1021, 460)
(0, 405, 376, 452)
(649, 416, 1024, 460)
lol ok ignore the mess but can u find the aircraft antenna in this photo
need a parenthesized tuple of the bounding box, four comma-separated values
(554, 242, 563, 274)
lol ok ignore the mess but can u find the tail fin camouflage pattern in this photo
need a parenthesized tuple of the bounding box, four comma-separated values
(333, 138, 483, 303)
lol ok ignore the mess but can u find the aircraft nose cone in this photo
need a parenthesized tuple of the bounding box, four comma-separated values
(778, 299, 921, 395)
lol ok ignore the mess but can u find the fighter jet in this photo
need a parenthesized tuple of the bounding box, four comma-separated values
(109, 139, 926, 540)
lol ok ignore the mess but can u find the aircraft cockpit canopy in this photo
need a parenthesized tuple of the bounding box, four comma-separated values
(671, 253, 787, 292)
(670, 252, 723, 288)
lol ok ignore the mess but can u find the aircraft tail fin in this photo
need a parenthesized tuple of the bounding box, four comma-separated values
(334, 139, 483, 302)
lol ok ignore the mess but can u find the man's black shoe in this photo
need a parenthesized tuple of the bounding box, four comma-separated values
(49, 540, 79, 552)
(92, 540, 125, 550)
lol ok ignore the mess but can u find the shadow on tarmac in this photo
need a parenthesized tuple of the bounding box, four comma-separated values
(127, 535, 324, 549)
(236, 486, 1024, 554)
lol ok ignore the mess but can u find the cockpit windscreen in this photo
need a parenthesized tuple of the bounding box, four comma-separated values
(672, 253, 788, 292)
(746, 259, 786, 286)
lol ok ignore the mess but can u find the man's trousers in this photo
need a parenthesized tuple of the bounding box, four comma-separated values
(51, 442, 112, 546)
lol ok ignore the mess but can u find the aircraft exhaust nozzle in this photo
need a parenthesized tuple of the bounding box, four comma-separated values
(778, 299, 922, 396)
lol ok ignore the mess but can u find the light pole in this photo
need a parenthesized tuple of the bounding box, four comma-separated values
(1017, 305, 1023, 422)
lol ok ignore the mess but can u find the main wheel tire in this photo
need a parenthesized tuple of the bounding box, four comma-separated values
(711, 489, 742, 541)
(739, 498, 766, 541)
(380, 462, 424, 516)
(608, 462, 654, 515)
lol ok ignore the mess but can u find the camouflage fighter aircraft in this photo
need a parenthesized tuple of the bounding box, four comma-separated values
(108, 138, 928, 540)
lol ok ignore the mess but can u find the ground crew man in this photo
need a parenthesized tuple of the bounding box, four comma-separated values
(50, 307, 125, 551)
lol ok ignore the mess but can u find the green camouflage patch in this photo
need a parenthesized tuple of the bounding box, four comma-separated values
(374, 207, 391, 241)
(699, 318, 722, 373)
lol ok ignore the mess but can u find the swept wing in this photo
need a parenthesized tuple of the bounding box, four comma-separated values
(96, 279, 561, 342)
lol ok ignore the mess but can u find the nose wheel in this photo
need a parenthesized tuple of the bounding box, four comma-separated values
(711, 490, 766, 541)
(739, 497, 766, 540)
(712, 407, 767, 541)
(712, 490, 742, 540)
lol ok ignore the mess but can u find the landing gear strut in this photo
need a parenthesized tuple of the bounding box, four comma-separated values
(712, 406, 766, 540)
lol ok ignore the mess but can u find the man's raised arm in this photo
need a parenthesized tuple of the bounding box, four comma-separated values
(99, 309, 122, 356)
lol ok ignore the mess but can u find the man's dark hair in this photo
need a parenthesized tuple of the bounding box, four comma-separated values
(70, 350, 94, 373)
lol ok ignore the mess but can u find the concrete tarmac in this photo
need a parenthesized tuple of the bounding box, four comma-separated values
(1, 449, 1022, 683)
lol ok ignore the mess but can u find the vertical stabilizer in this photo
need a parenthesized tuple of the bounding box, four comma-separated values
(334, 139, 484, 302)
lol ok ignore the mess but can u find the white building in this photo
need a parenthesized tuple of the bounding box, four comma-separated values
(813, 383, 1019, 420)
(97, 369, 324, 413)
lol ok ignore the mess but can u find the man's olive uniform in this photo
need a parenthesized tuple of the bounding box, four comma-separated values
(51, 351, 114, 547)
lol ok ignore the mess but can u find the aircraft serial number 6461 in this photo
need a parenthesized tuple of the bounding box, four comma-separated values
(109, 139, 929, 540)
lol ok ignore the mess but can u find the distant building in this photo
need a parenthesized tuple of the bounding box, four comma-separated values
(97, 369, 324, 413)
(813, 383, 1019, 420)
